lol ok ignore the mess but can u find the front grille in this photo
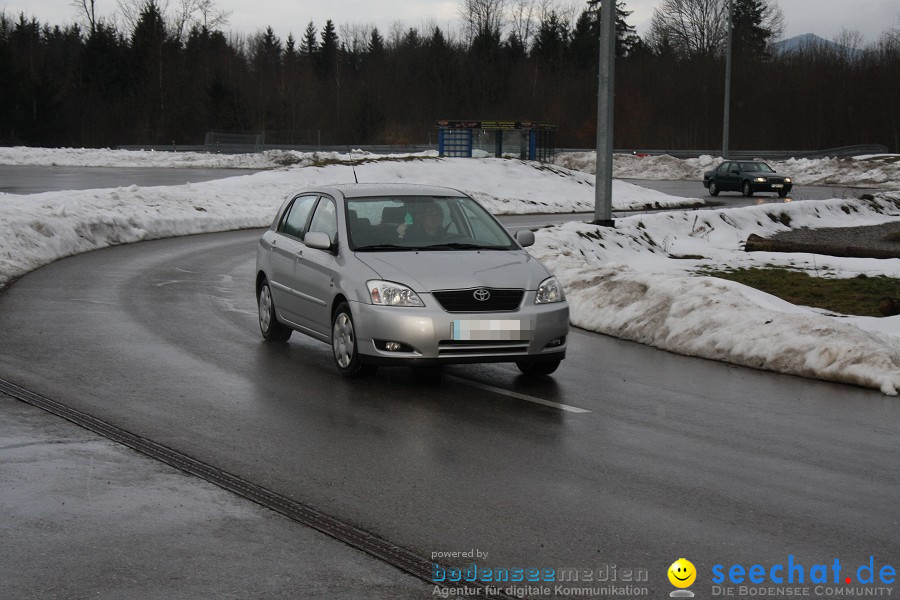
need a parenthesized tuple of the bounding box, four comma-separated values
(438, 340, 530, 356)
(768, 177, 785, 184)
(432, 288, 524, 313)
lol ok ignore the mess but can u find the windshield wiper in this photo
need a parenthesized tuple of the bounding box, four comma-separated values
(354, 244, 415, 252)
(420, 243, 506, 250)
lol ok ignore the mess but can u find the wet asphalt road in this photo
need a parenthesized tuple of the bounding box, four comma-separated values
(0, 164, 256, 194)
(0, 229, 898, 597)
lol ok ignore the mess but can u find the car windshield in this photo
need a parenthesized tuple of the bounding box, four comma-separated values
(346, 195, 516, 251)
(741, 162, 774, 173)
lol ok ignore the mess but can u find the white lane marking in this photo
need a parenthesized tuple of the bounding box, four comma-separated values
(446, 375, 591, 414)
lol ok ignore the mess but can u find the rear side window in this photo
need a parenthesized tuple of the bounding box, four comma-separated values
(280, 195, 317, 238)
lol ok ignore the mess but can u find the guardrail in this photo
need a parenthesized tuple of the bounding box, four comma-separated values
(114, 143, 889, 159)
(559, 144, 890, 160)
(116, 144, 437, 155)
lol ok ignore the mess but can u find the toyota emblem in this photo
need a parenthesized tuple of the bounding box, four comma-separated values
(473, 288, 491, 302)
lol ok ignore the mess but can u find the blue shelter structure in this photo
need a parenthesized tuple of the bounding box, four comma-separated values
(436, 120, 556, 162)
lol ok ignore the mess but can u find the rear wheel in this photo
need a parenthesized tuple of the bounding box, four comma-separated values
(516, 359, 561, 376)
(332, 303, 376, 377)
(742, 180, 754, 197)
(708, 180, 720, 196)
(258, 279, 292, 342)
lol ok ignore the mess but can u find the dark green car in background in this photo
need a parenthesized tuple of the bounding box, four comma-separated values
(703, 160, 793, 197)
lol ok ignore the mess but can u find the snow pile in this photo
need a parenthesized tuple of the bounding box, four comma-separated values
(555, 151, 900, 188)
(530, 194, 900, 395)
(0, 146, 439, 169)
(0, 158, 692, 290)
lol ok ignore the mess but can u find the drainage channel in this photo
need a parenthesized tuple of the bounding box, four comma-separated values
(0, 377, 519, 600)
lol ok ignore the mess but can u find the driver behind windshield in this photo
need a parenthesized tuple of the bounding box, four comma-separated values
(398, 202, 444, 243)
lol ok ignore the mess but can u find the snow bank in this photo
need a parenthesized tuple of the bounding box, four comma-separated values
(531, 194, 900, 395)
(555, 151, 900, 188)
(0, 158, 693, 290)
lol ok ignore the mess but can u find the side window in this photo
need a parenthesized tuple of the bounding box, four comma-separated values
(307, 197, 338, 244)
(718, 162, 730, 173)
(279, 195, 317, 239)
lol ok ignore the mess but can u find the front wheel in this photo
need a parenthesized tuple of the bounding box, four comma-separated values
(778, 189, 789, 198)
(708, 180, 720, 196)
(742, 180, 754, 197)
(258, 279, 292, 342)
(516, 359, 561, 376)
(332, 303, 376, 377)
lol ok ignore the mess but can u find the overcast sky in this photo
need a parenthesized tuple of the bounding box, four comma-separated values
(5, 0, 899, 44)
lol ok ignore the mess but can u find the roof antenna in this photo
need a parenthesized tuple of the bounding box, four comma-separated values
(349, 146, 359, 183)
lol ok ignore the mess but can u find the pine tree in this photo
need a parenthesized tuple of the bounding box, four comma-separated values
(732, 0, 776, 59)
(571, 0, 642, 68)
(317, 19, 338, 77)
(367, 27, 384, 56)
(300, 21, 317, 56)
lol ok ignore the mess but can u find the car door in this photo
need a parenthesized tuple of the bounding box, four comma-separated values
(269, 194, 318, 323)
(713, 162, 730, 190)
(721, 161, 740, 191)
(294, 195, 342, 337)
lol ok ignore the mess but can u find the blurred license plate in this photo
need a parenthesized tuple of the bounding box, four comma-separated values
(772, 184, 783, 188)
(451, 319, 533, 341)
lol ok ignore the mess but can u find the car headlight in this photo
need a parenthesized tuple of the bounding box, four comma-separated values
(535, 276, 565, 304)
(367, 280, 424, 307)
(784, 177, 792, 183)
(754, 177, 766, 183)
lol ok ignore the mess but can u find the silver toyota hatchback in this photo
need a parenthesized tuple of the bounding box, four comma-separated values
(255, 183, 569, 377)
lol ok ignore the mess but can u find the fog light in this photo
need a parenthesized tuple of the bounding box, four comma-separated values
(385, 341, 402, 351)
(546, 336, 566, 348)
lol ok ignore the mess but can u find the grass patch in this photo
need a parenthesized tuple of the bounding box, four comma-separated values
(703, 268, 900, 316)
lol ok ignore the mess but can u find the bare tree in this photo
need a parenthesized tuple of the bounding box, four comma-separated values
(508, 0, 537, 47)
(459, 0, 506, 42)
(117, 0, 228, 39)
(339, 22, 374, 55)
(647, 0, 728, 57)
(648, 0, 784, 58)
(170, 0, 230, 39)
(71, 0, 98, 34)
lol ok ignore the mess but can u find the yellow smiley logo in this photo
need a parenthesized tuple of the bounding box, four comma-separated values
(668, 558, 697, 588)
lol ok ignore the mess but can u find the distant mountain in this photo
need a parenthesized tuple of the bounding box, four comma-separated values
(772, 33, 860, 56)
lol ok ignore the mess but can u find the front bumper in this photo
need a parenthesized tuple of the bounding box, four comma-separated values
(351, 294, 569, 365)
(751, 181, 793, 194)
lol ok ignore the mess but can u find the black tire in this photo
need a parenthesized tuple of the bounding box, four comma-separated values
(515, 359, 561, 376)
(708, 180, 720, 196)
(778, 189, 789, 198)
(332, 302, 376, 377)
(742, 180, 754, 197)
(258, 279, 292, 342)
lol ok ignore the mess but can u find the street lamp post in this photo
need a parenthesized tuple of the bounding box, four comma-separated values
(593, 0, 616, 227)
(723, 0, 733, 159)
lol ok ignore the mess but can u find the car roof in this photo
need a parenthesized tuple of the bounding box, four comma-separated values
(301, 183, 469, 199)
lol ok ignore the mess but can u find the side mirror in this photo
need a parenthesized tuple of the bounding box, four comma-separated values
(515, 229, 535, 248)
(304, 231, 333, 251)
